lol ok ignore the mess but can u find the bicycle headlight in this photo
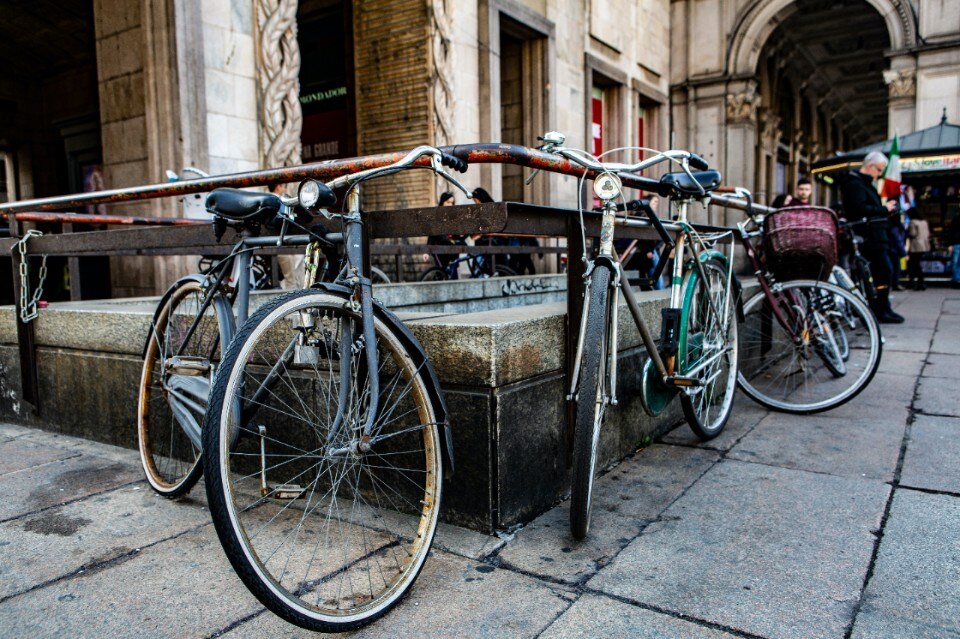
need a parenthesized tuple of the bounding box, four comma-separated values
(593, 172, 622, 202)
(298, 180, 322, 210)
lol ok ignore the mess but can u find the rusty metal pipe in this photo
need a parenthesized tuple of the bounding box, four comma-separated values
(12, 212, 206, 226)
(0, 144, 667, 214)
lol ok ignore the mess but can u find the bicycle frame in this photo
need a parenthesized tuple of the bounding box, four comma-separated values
(568, 194, 736, 407)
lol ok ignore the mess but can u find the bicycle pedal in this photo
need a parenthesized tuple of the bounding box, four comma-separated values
(266, 484, 306, 500)
(665, 375, 703, 388)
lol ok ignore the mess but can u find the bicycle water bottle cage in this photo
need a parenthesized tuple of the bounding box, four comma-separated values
(660, 307, 681, 355)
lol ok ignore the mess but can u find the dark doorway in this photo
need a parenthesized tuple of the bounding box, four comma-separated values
(297, 0, 356, 161)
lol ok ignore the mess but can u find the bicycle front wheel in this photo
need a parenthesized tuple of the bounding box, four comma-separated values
(203, 289, 442, 632)
(678, 258, 739, 440)
(570, 265, 610, 540)
(737, 280, 882, 414)
(139, 278, 232, 497)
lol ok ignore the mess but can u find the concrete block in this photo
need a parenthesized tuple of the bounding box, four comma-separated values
(219, 551, 571, 639)
(727, 411, 906, 481)
(851, 491, 960, 638)
(0, 526, 261, 638)
(900, 414, 960, 494)
(589, 460, 889, 639)
(0, 453, 142, 522)
(541, 593, 740, 639)
(98, 74, 146, 124)
(917, 375, 960, 417)
(0, 484, 210, 598)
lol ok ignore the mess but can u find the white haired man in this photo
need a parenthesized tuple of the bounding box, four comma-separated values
(840, 151, 903, 323)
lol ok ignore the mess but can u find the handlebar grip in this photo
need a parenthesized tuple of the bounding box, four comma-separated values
(440, 153, 468, 173)
(688, 153, 709, 171)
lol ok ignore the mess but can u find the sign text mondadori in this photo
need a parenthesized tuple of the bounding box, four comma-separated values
(901, 154, 960, 173)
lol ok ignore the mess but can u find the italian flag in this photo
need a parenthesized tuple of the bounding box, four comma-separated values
(880, 133, 901, 199)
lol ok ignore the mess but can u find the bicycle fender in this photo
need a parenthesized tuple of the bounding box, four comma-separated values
(310, 281, 454, 475)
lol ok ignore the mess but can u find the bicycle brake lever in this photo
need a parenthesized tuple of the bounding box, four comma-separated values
(430, 155, 472, 197)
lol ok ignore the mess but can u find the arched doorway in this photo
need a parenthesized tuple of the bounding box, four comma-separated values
(671, 0, 919, 215)
(753, 0, 893, 204)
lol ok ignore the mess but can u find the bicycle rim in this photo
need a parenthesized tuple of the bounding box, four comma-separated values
(139, 280, 228, 497)
(678, 258, 738, 439)
(206, 290, 441, 631)
(570, 266, 609, 540)
(737, 280, 882, 414)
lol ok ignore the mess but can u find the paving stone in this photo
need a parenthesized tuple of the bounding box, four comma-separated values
(0, 484, 210, 598)
(931, 318, 960, 355)
(540, 593, 740, 639)
(916, 376, 960, 417)
(813, 372, 913, 423)
(728, 411, 905, 481)
(0, 526, 261, 638)
(0, 438, 79, 476)
(0, 422, 30, 441)
(497, 445, 718, 584)
(850, 490, 960, 639)
(923, 353, 960, 380)
(0, 454, 143, 522)
(900, 414, 960, 494)
(661, 391, 768, 451)
(496, 502, 644, 584)
(219, 551, 573, 639)
(879, 326, 934, 353)
(433, 521, 505, 561)
(588, 460, 889, 639)
(876, 350, 926, 377)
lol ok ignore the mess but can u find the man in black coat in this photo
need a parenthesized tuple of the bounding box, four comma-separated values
(840, 151, 903, 323)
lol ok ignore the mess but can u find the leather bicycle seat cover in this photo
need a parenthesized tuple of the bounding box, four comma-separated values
(659, 170, 722, 196)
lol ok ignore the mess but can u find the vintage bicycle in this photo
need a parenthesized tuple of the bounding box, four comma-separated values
(535, 132, 740, 540)
(720, 192, 883, 414)
(199, 146, 470, 631)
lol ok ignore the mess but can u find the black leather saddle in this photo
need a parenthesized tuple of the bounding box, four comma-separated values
(205, 189, 281, 224)
(659, 170, 722, 197)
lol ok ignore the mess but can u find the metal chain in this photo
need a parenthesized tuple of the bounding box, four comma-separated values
(15, 230, 48, 323)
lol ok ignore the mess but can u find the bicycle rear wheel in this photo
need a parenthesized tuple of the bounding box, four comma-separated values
(203, 289, 442, 632)
(737, 280, 881, 414)
(570, 265, 610, 540)
(139, 279, 232, 497)
(678, 258, 738, 440)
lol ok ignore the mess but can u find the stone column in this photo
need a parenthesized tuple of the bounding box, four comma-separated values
(723, 80, 759, 227)
(883, 61, 917, 136)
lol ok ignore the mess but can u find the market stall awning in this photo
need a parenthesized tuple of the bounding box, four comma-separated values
(812, 111, 960, 177)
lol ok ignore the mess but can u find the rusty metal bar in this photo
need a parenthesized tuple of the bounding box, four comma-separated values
(13, 212, 206, 226)
(0, 144, 666, 214)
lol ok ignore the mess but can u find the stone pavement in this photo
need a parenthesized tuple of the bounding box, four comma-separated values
(0, 288, 957, 638)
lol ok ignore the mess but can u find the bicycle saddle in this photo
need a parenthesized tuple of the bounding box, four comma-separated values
(205, 189, 282, 223)
(658, 170, 722, 197)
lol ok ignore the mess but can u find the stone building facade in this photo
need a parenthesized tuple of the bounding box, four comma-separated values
(1, 0, 958, 296)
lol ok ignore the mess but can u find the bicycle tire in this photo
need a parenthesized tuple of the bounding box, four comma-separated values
(570, 265, 610, 540)
(678, 258, 738, 440)
(737, 280, 881, 414)
(418, 267, 447, 282)
(138, 278, 233, 498)
(203, 288, 442, 632)
(493, 265, 518, 277)
(371, 267, 391, 284)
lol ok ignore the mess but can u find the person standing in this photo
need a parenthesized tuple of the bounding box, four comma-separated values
(888, 212, 908, 291)
(907, 210, 931, 291)
(840, 151, 903, 323)
(950, 215, 960, 289)
(795, 178, 813, 205)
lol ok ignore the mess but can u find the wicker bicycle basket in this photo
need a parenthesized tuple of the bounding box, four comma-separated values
(763, 206, 838, 280)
